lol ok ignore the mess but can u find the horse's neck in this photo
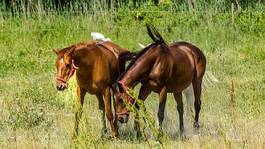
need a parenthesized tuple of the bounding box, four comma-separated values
(122, 56, 155, 88)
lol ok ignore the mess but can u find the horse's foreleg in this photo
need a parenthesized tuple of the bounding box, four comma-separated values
(174, 92, 184, 135)
(135, 85, 151, 138)
(96, 94, 107, 136)
(104, 87, 118, 138)
(74, 85, 86, 137)
(157, 87, 167, 131)
(192, 77, 203, 129)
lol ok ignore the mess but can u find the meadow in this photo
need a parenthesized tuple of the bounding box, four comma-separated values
(0, 3, 265, 148)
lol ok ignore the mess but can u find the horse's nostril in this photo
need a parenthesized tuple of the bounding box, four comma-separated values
(118, 117, 124, 123)
(56, 84, 65, 91)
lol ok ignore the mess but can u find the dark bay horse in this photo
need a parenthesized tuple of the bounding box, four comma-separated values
(53, 40, 134, 138)
(113, 25, 206, 137)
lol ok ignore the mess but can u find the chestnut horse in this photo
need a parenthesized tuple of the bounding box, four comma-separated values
(53, 40, 135, 138)
(113, 24, 206, 137)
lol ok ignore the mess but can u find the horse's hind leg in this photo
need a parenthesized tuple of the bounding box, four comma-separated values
(73, 85, 86, 138)
(96, 94, 107, 136)
(157, 87, 167, 131)
(173, 92, 184, 136)
(192, 77, 203, 129)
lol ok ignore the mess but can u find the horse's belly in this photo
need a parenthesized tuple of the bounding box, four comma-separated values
(77, 77, 109, 94)
(146, 74, 193, 93)
(166, 77, 193, 93)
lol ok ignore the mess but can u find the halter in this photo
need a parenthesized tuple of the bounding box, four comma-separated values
(115, 109, 129, 117)
(118, 80, 136, 105)
(57, 59, 79, 83)
(115, 80, 136, 117)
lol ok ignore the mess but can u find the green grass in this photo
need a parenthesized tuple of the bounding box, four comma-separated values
(0, 7, 265, 148)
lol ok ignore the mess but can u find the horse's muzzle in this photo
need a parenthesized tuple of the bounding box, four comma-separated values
(56, 81, 68, 91)
(117, 114, 129, 123)
(56, 84, 66, 91)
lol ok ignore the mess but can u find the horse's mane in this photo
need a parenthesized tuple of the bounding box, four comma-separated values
(57, 45, 75, 58)
(118, 24, 169, 80)
(119, 43, 157, 79)
(56, 41, 95, 58)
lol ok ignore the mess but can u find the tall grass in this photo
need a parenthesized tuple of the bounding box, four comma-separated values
(0, 2, 265, 148)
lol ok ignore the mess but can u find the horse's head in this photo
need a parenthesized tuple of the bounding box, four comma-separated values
(113, 81, 136, 124)
(53, 47, 78, 91)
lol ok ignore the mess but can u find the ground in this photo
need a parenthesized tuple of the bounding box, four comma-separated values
(0, 9, 265, 148)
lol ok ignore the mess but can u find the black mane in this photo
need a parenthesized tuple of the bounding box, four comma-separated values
(118, 43, 157, 79)
(118, 24, 169, 80)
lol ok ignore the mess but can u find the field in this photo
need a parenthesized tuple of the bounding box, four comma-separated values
(0, 3, 265, 149)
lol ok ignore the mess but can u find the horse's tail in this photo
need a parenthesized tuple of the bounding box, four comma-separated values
(184, 70, 218, 116)
(202, 71, 219, 91)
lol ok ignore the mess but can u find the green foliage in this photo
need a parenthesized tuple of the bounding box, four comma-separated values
(0, 3, 265, 148)
(235, 11, 265, 35)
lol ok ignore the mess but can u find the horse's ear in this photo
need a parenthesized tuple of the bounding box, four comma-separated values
(64, 47, 75, 64)
(117, 82, 124, 93)
(146, 23, 167, 44)
(52, 48, 59, 55)
(112, 83, 120, 95)
(65, 47, 75, 56)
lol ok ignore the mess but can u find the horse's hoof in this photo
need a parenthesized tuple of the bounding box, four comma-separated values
(136, 131, 144, 140)
(102, 128, 107, 133)
(111, 133, 119, 139)
(72, 132, 78, 141)
(180, 133, 187, 141)
(111, 136, 119, 140)
(179, 130, 185, 137)
(104, 134, 119, 140)
(71, 134, 79, 145)
(156, 129, 164, 140)
(100, 128, 108, 138)
(193, 122, 200, 129)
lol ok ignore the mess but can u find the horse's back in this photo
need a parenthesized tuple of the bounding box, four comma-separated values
(97, 41, 128, 55)
(170, 41, 206, 78)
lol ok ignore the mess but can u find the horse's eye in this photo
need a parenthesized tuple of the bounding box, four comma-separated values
(118, 98, 123, 102)
(115, 97, 122, 102)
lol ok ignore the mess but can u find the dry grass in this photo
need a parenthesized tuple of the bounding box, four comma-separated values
(0, 7, 265, 148)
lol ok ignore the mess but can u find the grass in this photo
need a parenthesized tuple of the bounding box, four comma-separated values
(0, 6, 265, 148)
